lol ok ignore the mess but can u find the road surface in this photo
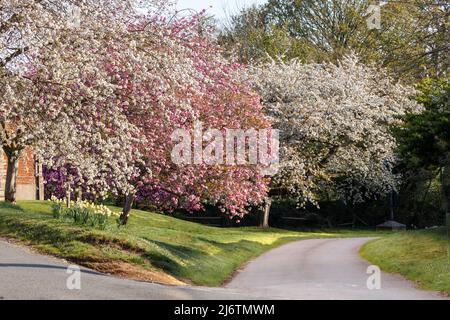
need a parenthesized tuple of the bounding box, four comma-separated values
(226, 238, 446, 300)
(0, 239, 258, 300)
(0, 238, 446, 300)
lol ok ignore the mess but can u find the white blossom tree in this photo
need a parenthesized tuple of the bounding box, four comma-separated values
(0, 0, 157, 202)
(248, 55, 422, 208)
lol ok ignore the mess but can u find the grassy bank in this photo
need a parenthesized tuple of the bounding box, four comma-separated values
(0, 201, 378, 286)
(361, 228, 449, 295)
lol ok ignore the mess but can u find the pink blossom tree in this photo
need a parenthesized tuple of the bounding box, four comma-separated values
(37, 8, 271, 224)
(108, 13, 271, 224)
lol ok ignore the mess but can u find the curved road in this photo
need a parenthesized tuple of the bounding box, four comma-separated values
(226, 238, 445, 300)
(0, 238, 445, 300)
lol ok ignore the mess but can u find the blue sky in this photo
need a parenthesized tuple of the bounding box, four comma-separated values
(176, 0, 267, 21)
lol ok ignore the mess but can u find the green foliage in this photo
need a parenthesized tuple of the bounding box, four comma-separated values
(395, 77, 450, 170)
(51, 202, 63, 219)
(64, 207, 108, 229)
(390, 77, 450, 227)
(50, 198, 114, 230)
(375, 1, 449, 81)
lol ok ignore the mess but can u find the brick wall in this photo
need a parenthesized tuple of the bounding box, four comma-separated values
(0, 148, 37, 200)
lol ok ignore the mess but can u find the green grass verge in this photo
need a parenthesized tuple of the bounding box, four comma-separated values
(0, 201, 379, 286)
(360, 228, 449, 295)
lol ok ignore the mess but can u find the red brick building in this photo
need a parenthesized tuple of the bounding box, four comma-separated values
(0, 149, 44, 201)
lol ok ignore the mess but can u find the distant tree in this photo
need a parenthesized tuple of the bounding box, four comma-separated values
(376, 1, 449, 80)
(262, 0, 375, 62)
(219, 4, 312, 64)
(220, 0, 449, 81)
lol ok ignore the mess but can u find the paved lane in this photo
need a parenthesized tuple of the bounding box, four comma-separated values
(0, 240, 260, 300)
(0, 238, 446, 300)
(227, 238, 446, 300)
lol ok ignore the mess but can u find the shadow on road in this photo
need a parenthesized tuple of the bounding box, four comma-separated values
(0, 263, 103, 276)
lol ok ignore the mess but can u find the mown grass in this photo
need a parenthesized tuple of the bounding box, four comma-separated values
(0, 201, 379, 286)
(361, 227, 449, 295)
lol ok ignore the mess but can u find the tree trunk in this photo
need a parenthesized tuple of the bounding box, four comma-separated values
(119, 193, 135, 226)
(66, 182, 71, 208)
(260, 198, 272, 229)
(350, 210, 356, 228)
(35, 158, 45, 201)
(4, 151, 21, 203)
(325, 217, 333, 228)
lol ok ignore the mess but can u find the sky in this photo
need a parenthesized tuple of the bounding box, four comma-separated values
(176, 0, 267, 22)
